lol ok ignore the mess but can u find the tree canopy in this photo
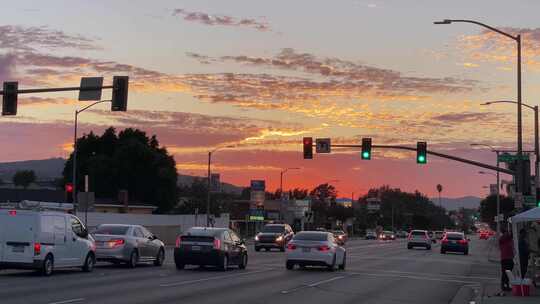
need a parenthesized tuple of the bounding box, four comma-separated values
(63, 127, 178, 213)
(12, 170, 36, 189)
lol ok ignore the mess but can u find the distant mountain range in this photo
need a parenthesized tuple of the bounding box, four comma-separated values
(429, 196, 482, 211)
(0, 158, 245, 194)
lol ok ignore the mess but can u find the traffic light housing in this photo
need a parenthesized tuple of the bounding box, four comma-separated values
(361, 138, 372, 160)
(65, 183, 74, 204)
(2, 81, 18, 116)
(303, 137, 313, 159)
(111, 76, 129, 111)
(417, 141, 427, 164)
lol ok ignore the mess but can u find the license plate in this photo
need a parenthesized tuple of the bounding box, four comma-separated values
(191, 245, 201, 251)
(12, 246, 24, 253)
(302, 247, 311, 253)
(450, 241, 456, 244)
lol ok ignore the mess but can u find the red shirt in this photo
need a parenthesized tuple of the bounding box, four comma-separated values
(499, 234, 514, 260)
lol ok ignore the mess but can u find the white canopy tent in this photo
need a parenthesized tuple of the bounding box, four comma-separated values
(509, 207, 540, 279)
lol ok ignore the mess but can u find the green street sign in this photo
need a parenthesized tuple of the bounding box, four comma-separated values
(497, 153, 529, 163)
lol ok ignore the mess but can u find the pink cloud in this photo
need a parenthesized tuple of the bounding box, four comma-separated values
(172, 9, 271, 31)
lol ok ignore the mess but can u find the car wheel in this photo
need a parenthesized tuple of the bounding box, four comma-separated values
(154, 248, 165, 266)
(264, 248, 269, 252)
(219, 255, 228, 271)
(464, 250, 469, 255)
(175, 261, 185, 270)
(427, 245, 431, 250)
(339, 253, 346, 270)
(407, 245, 412, 250)
(238, 253, 248, 269)
(128, 250, 138, 268)
(327, 255, 337, 272)
(40, 254, 54, 276)
(82, 253, 95, 272)
(280, 246, 285, 252)
(286, 261, 294, 270)
(441, 250, 446, 254)
(255, 247, 260, 252)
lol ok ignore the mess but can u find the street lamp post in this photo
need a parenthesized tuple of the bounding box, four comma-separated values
(473, 143, 501, 238)
(206, 145, 234, 227)
(72, 100, 111, 208)
(482, 100, 539, 200)
(435, 19, 524, 194)
(280, 167, 300, 199)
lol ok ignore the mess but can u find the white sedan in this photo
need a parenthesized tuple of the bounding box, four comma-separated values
(285, 231, 346, 271)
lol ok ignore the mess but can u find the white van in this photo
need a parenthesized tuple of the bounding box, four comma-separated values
(0, 201, 96, 276)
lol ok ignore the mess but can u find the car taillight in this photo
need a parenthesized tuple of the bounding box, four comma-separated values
(34, 243, 41, 256)
(287, 243, 297, 251)
(458, 239, 468, 245)
(318, 245, 330, 252)
(214, 238, 221, 250)
(442, 239, 449, 244)
(8, 210, 16, 216)
(108, 239, 125, 248)
(175, 236, 182, 248)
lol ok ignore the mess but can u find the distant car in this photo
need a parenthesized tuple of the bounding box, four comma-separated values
(441, 232, 469, 255)
(254, 224, 294, 252)
(285, 231, 346, 271)
(379, 231, 395, 241)
(174, 227, 248, 271)
(479, 231, 489, 240)
(365, 231, 377, 240)
(93, 224, 165, 268)
(434, 231, 444, 240)
(331, 230, 348, 245)
(407, 230, 431, 250)
(396, 231, 408, 238)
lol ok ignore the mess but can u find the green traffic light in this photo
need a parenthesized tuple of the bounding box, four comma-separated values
(417, 155, 426, 163)
(362, 151, 370, 159)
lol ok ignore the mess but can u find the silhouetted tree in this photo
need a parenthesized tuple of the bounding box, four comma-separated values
(12, 170, 36, 189)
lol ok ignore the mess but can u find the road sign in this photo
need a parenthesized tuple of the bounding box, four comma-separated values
(315, 138, 331, 153)
(498, 153, 529, 163)
(250, 180, 266, 191)
(514, 192, 524, 209)
(79, 77, 103, 101)
(249, 209, 265, 221)
(77, 192, 95, 211)
(524, 195, 536, 207)
(494, 214, 504, 222)
(366, 197, 381, 211)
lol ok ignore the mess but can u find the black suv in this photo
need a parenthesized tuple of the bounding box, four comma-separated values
(254, 224, 294, 252)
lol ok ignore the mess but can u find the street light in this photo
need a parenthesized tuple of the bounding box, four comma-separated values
(206, 145, 234, 227)
(481, 100, 539, 197)
(435, 19, 524, 194)
(280, 167, 300, 199)
(72, 100, 112, 207)
(472, 143, 502, 238)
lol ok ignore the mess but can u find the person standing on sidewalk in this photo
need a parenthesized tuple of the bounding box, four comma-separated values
(519, 228, 530, 279)
(499, 227, 514, 291)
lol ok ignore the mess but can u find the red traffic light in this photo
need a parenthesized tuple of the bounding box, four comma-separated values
(65, 183, 74, 193)
(303, 137, 313, 159)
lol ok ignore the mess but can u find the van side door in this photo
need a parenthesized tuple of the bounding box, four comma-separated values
(66, 216, 89, 266)
(53, 216, 67, 266)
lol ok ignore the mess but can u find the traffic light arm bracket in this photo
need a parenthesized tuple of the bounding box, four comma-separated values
(329, 144, 515, 175)
(76, 100, 111, 114)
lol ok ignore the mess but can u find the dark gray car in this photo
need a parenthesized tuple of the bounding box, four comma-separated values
(92, 224, 165, 268)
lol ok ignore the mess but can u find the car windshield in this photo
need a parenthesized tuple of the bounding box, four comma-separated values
(293, 232, 328, 241)
(187, 228, 225, 237)
(93, 225, 129, 235)
(261, 225, 285, 233)
(411, 231, 426, 236)
(446, 233, 464, 240)
(332, 230, 345, 235)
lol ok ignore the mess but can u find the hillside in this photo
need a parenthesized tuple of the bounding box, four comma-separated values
(430, 196, 482, 211)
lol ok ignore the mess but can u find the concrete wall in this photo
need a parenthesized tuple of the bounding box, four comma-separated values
(76, 212, 230, 245)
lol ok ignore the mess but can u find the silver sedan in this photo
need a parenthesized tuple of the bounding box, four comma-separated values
(286, 231, 346, 271)
(92, 224, 165, 268)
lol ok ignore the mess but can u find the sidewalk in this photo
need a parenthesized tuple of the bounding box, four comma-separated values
(479, 238, 540, 303)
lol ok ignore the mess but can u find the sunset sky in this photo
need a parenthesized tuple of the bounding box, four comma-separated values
(2, 0, 540, 198)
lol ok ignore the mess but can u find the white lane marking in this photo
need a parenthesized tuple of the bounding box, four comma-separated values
(48, 298, 85, 304)
(374, 270, 497, 281)
(348, 272, 483, 285)
(160, 269, 272, 287)
(281, 276, 345, 294)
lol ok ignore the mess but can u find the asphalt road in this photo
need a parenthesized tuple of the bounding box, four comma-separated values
(0, 237, 499, 304)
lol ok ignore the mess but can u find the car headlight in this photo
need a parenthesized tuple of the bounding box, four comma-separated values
(276, 236, 284, 242)
(254, 235, 259, 241)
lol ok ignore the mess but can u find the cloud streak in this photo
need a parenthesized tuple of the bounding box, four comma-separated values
(172, 9, 271, 31)
(0, 25, 98, 51)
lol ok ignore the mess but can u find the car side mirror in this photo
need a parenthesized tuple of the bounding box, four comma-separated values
(150, 235, 157, 240)
(80, 229, 89, 239)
